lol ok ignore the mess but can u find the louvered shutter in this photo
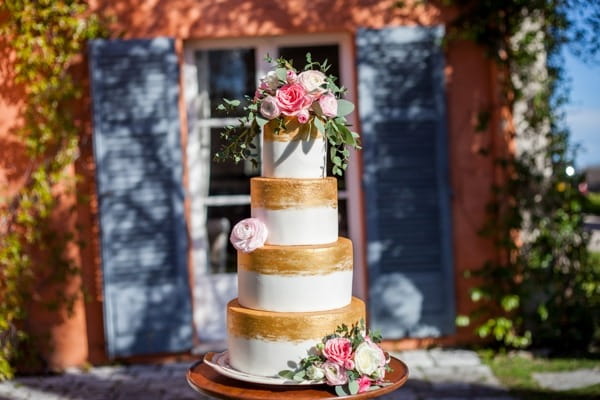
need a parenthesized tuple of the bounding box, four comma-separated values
(357, 26, 455, 337)
(89, 38, 192, 357)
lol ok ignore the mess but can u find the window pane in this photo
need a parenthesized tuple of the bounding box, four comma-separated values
(197, 48, 256, 118)
(206, 205, 250, 274)
(278, 45, 340, 84)
(209, 128, 260, 196)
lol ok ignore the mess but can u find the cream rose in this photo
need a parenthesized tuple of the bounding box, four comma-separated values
(306, 364, 325, 380)
(353, 341, 386, 376)
(298, 70, 327, 94)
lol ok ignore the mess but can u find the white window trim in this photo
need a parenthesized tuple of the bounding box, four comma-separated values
(183, 34, 366, 319)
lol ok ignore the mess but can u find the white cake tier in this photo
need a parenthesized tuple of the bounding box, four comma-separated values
(250, 177, 338, 245)
(227, 297, 366, 377)
(261, 116, 326, 179)
(252, 207, 337, 245)
(238, 270, 353, 312)
(262, 138, 326, 178)
(237, 238, 353, 311)
(228, 337, 317, 377)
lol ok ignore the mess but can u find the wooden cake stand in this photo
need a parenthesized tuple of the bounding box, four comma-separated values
(187, 352, 409, 400)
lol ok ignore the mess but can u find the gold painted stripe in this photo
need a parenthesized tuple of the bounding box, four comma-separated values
(228, 297, 366, 342)
(251, 177, 337, 210)
(263, 117, 324, 142)
(238, 237, 353, 276)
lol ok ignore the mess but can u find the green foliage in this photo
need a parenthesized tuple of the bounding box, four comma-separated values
(583, 192, 600, 215)
(446, 0, 600, 351)
(0, 0, 106, 379)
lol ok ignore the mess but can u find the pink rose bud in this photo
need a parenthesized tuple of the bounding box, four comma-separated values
(260, 95, 281, 120)
(322, 361, 348, 386)
(286, 69, 298, 83)
(318, 92, 338, 118)
(297, 108, 310, 124)
(253, 89, 263, 102)
(229, 218, 268, 253)
(357, 375, 372, 393)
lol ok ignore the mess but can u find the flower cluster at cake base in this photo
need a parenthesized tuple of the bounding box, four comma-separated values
(278, 320, 393, 396)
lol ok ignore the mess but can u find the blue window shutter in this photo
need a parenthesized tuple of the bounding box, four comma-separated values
(89, 38, 192, 357)
(357, 26, 455, 338)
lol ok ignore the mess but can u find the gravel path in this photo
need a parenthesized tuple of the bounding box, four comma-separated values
(0, 349, 518, 400)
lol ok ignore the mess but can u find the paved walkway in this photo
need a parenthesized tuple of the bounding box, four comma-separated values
(0, 349, 517, 400)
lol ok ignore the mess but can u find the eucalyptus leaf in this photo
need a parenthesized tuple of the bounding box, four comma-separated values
(348, 380, 359, 395)
(276, 67, 287, 82)
(293, 370, 306, 381)
(256, 115, 269, 128)
(278, 370, 295, 379)
(313, 117, 325, 133)
(335, 385, 349, 397)
(336, 99, 354, 117)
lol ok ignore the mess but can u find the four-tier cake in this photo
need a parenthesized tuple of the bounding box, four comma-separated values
(226, 119, 366, 377)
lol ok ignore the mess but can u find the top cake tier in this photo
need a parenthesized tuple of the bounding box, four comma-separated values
(261, 118, 327, 179)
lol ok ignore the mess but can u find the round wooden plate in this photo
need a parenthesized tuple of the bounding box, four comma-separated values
(187, 353, 409, 400)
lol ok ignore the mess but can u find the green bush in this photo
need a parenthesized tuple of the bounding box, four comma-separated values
(584, 192, 600, 215)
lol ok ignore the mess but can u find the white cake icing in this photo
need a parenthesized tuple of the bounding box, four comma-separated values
(228, 337, 317, 377)
(237, 269, 353, 312)
(261, 137, 326, 178)
(251, 207, 338, 245)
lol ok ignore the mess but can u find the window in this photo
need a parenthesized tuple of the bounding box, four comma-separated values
(184, 35, 361, 341)
(193, 42, 349, 275)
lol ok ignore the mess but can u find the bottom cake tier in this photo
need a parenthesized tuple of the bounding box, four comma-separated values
(227, 297, 366, 377)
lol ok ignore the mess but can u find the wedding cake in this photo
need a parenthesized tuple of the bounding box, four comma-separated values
(219, 56, 389, 392)
(227, 119, 365, 377)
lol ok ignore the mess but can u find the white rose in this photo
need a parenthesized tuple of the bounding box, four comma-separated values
(306, 365, 325, 380)
(297, 70, 327, 94)
(354, 342, 385, 376)
(261, 70, 280, 91)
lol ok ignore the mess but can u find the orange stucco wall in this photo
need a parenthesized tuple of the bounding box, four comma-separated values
(0, 0, 506, 368)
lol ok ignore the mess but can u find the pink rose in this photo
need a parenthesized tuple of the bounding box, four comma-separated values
(322, 337, 353, 367)
(275, 83, 312, 116)
(229, 218, 268, 253)
(357, 375, 372, 393)
(343, 359, 354, 370)
(297, 108, 310, 124)
(286, 69, 298, 83)
(298, 70, 327, 94)
(318, 92, 338, 118)
(260, 96, 281, 120)
(322, 361, 348, 386)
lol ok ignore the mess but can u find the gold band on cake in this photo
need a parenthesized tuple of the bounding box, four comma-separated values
(228, 297, 366, 342)
(251, 177, 337, 210)
(238, 237, 352, 276)
(263, 117, 324, 142)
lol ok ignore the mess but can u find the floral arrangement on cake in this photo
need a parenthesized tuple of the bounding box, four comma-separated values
(278, 320, 392, 396)
(215, 53, 360, 176)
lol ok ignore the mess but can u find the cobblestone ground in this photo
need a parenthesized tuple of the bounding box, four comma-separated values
(0, 349, 517, 400)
